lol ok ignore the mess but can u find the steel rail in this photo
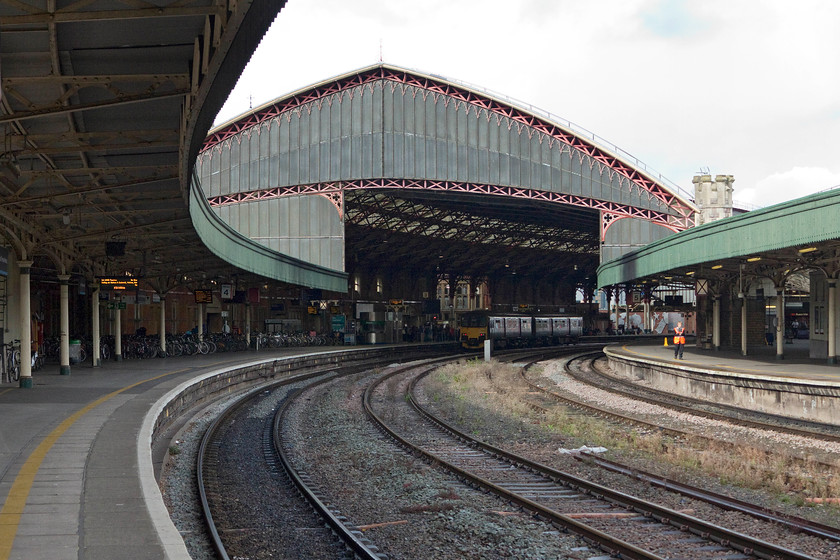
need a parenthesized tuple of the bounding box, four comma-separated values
(517, 353, 840, 543)
(396, 356, 819, 560)
(363, 355, 669, 560)
(196, 368, 340, 560)
(578, 453, 840, 543)
(196, 347, 449, 559)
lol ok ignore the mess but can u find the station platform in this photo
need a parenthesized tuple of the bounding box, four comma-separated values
(605, 338, 840, 425)
(0, 349, 317, 560)
(608, 338, 840, 384)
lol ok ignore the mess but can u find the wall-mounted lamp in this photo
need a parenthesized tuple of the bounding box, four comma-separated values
(798, 247, 818, 253)
(711, 264, 723, 270)
(747, 256, 761, 262)
(61, 209, 71, 225)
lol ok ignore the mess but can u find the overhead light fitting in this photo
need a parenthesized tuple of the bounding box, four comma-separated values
(747, 257, 761, 262)
(686, 271, 695, 276)
(798, 247, 818, 253)
(711, 264, 723, 270)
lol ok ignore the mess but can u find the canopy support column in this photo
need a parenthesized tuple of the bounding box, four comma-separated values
(19, 261, 33, 387)
(159, 296, 167, 356)
(712, 295, 721, 350)
(90, 283, 101, 367)
(59, 274, 71, 375)
(114, 305, 122, 361)
(740, 295, 748, 356)
(828, 279, 836, 364)
(775, 289, 785, 360)
(245, 304, 251, 349)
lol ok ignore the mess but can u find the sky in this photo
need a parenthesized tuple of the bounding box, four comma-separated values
(214, 0, 840, 208)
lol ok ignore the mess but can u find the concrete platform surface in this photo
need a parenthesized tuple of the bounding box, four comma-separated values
(0, 350, 317, 560)
(609, 338, 840, 385)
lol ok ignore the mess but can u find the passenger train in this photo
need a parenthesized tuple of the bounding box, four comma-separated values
(459, 310, 583, 350)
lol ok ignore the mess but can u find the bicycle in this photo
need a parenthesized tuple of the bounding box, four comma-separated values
(2, 341, 21, 383)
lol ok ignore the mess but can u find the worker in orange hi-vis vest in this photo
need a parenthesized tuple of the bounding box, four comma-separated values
(673, 321, 686, 360)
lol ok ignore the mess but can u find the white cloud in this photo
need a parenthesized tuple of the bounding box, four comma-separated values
(215, 0, 840, 207)
(738, 167, 840, 208)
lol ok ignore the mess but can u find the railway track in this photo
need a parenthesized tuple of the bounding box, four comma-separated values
(515, 353, 840, 469)
(583, 352, 840, 443)
(196, 351, 454, 559)
(365, 353, 829, 560)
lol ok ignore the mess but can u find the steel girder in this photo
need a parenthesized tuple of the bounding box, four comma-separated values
(207, 178, 685, 232)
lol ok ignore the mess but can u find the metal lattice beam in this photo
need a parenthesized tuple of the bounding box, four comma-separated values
(207, 178, 691, 232)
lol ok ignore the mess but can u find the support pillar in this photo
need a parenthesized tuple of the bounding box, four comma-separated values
(775, 289, 785, 360)
(197, 303, 204, 338)
(604, 287, 613, 333)
(91, 283, 101, 367)
(245, 304, 251, 348)
(159, 296, 167, 356)
(19, 261, 33, 388)
(115, 304, 122, 361)
(712, 295, 721, 350)
(828, 280, 836, 364)
(740, 296, 748, 356)
(58, 274, 71, 375)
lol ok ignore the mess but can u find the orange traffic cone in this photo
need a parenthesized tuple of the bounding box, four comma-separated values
(663, 337, 669, 347)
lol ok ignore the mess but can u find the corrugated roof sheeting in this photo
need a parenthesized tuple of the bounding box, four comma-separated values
(597, 188, 840, 287)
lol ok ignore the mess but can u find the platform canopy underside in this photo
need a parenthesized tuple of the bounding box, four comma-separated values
(0, 0, 292, 289)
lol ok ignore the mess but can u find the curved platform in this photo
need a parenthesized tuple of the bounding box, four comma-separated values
(605, 339, 840, 425)
(0, 347, 375, 560)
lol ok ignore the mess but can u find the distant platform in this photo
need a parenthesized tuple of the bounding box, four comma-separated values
(604, 340, 840, 425)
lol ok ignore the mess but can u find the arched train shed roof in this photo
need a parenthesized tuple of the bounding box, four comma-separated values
(202, 63, 697, 231)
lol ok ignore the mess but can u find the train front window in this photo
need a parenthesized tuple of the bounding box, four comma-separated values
(462, 313, 487, 327)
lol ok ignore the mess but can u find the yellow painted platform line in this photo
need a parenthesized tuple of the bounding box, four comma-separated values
(0, 388, 14, 397)
(0, 368, 191, 560)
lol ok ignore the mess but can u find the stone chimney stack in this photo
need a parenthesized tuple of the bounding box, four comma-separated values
(692, 174, 734, 226)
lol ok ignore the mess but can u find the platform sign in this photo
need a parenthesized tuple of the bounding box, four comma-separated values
(220, 284, 232, 300)
(194, 289, 213, 304)
(331, 315, 346, 333)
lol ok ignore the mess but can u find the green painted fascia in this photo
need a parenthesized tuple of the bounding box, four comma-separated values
(189, 176, 348, 292)
(598, 188, 840, 287)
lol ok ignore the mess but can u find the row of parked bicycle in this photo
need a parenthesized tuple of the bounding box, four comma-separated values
(35, 331, 343, 363)
(1, 331, 345, 382)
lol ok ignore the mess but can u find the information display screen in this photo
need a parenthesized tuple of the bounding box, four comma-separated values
(98, 276, 138, 291)
(194, 289, 213, 304)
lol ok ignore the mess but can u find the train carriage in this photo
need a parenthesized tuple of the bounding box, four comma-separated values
(460, 310, 582, 350)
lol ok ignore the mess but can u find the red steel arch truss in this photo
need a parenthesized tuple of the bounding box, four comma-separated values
(206, 178, 692, 233)
(203, 65, 695, 230)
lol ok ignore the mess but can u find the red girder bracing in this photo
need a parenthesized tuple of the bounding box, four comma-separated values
(206, 179, 694, 232)
(202, 66, 694, 225)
